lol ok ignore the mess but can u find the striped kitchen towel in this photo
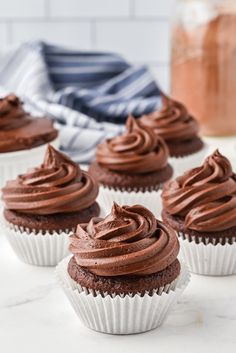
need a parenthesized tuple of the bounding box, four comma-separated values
(0, 41, 162, 163)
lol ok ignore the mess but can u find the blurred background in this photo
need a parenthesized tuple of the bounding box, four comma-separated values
(0, 0, 175, 93)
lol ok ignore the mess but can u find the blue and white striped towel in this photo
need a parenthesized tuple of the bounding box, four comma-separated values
(0, 41, 162, 163)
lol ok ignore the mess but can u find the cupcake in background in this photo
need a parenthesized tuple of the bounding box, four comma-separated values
(162, 150, 236, 275)
(56, 203, 190, 334)
(89, 115, 173, 217)
(0, 94, 59, 187)
(140, 95, 207, 176)
(1, 145, 100, 266)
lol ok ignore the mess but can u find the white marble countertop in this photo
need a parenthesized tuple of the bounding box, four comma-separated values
(1, 235, 236, 353)
(1, 136, 236, 353)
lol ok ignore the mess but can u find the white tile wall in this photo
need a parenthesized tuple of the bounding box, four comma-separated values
(0, 23, 8, 51)
(0, 0, 174, 92)
(11, 21, 92, 49)
(49, 0, 130, 18)
(0, 0, 45, 18)
(136, 0, 176, 18)
(95, 21, 170, 63)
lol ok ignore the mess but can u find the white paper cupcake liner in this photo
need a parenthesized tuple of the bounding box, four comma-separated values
(56, 257, 190, 334)
(2, 221, 72, 266)
(178, 232, 236, 276)
(169, 144, 208, 177)
(97, 186, 163, 219)
(0, 136, 59, 189)
(1, 205, 103, 266)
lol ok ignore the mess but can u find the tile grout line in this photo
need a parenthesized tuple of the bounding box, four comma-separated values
(44, 0, 51, 18)
(129, 0, 136, 18)
(90, 20, 97, 50)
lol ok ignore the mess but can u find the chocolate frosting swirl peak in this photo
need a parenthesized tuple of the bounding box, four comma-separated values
(0, 94, 30, 130)
(162, 150, 236, 232)
(96, 115, 169, 174)
(140, 96, 199, 142)
(69, 203, 179, 277)
(2, 145, 99, 215)
(0, 94, 58, 153)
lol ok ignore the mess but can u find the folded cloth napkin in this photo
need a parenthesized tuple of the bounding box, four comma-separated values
(0, 41, 162, 163)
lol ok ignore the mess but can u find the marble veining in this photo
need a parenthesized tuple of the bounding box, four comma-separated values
(1, 234, 236, 353)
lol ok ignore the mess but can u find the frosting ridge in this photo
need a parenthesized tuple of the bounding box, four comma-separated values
(69, 203, 179, 276)
(2, 145, 99, 215)
(162, 150, 236, 232)
(140, 96, 199, 142)
(96, 115, 169, 174)
(0, 95, 30, 130)
(0, 94, 58, 152)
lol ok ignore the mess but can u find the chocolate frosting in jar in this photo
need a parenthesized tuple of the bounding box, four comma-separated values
(96, 115, 169, 174)
(140, 96, 199, 142)
(69, 203, 179, 277)
(0, 94, 58, 152)
(162, 150, 236, 232)
(2, 145, 99, 215)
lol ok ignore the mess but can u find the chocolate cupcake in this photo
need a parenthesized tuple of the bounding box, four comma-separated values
(140, 95, 207, 176)
(1, 145, 100, 266)
(89, 116, 173, 216)
(56, 203, 190, 334)
(162, 150, 236, 275)
(0, 94, 59, 187)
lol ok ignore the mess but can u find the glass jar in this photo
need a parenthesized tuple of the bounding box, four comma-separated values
(171, 0, 236, 136)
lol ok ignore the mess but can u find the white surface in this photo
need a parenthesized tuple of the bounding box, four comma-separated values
(0, 0, 174, 92)
(0, 235, 236, 353)
(1, 137, 236, 352)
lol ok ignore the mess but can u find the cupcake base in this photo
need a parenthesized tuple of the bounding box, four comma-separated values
(167, 137, 204, 158)
(4, 202, 100, 233)
(68, 256, 181, 295)
(89, 161, 173, 189)
(162, 210, 236, 245)
(56, 257, 190, 334)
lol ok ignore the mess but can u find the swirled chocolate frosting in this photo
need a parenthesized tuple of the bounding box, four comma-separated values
(140, 96, 199, 142)
(2, 145, 99, 215)
(162, 150, 236, 232)
(69, 203, 179, 276)
(0, 94, 58, 152)
(96, 115, 169, 174)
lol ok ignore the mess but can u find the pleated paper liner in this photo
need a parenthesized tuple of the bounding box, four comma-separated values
(3, 221, 73, 266)
(1, 205, 104, 267)
(56, 257, 190, 334)
(178, 232, 236, 276)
